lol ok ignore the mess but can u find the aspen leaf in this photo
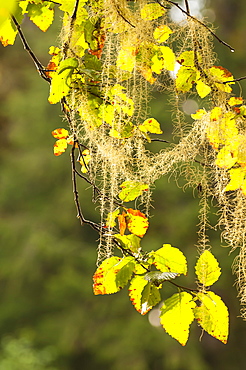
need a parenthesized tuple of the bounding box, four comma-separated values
(139, 118, 162, 134)
(140, 3, 165, 20)
(195, 250, 221, 286)
(129, 275, 160, 315)
(194, 292, 229, 344)
(160, 292, 196, 346)
(196, 79, 211, 98)
(119, 181, 149, 202)
(126, 209, 149, 237)
(151, 244, 187, 275)
(153, 25, 173, 43)
(93, 256, 135, 295)
(191, 109, 206, 120)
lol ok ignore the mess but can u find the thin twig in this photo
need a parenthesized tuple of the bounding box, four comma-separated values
(184, 0, 190, 15)
(223, 76, 246, 84)
(157, 0, 235, 52)
(168, 280, 199, 293)
(11, 16, 50, 82)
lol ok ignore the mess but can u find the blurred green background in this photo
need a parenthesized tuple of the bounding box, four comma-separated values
(0, 1, 246, 369)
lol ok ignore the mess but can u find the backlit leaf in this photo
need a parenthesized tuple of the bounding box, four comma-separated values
(26, 3, 54, 32)
(215, 146, 237, 169)
(195, 250, 221, 287)
(53, 138, 68, 156)
(52, 128, 69, 139)
(224, 167, 246, 193)
(139, 118, 162, 134)
(93, 256, 135, 295)
(129, 275, 160, 315)
(153, 25, 173, 43)
(208, 66, 234, 93)
(78, 149, 91, 173)
(113, 234, 141, 254)
(176, 67, 198, 92)
(196, 79, 211, 98)
(119, 181, 149, 202)
(191, 109, 207, 120)
(160, 292, 196, 346)
(151, 244, 187, 275)
(126, 209, 149, 237)
(116, 47, 136, 72)
(106, 209, 120, 228)
(140, 3, 165, 20)
(0, 17, 18, 46)
(194, 292, 229, 344)
(118, 212, 127, 236)
(228, 97, 243, 106)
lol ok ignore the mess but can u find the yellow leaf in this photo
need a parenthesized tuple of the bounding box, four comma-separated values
(215, 146, 237, 169)
(116, 47, 136, 72)
(27, 3, 54, 32)
(52, 128, 69, 139)
(196, 79, 211, 98)
(228, 97, 243, 106)
(160, 292, 196, 346)
(153, 25, 173, 43)
(195, 250, 221, 286)
(79, 149, 91, 173)
(194, 292, 229, 344)
(191, 109, 207, 120)
(139, 66, 156, 84)
(106, 209, 120, 228)
(140, 3, 165, 20)
(225, 167, 246, 193)
(151, 244, 187, 275)
(139, 118, 162, 134)
(126, 209, 149, 237)
(176, 67, 198, 92)
(53, 138, 68, 156)
(208, 66, 234, 93)
(0, 17, 17, 46)
(129, 275, 160, 314)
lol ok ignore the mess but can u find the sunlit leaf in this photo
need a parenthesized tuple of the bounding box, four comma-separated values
(140, 3, 165, 20)
(114, 234, 141, 254)
(53, 138, 68, 156)
(129, 275, 160, 315)
(126, 209, 149, 237)
(26, 3, 54, 32)
(195, 250, 221, 287)
(176, 67, 198, 92)
(194, 292, 229, 344)
(224, 167, 246, 193)
(191, 109, 207, 120)
(118, 212, 127, 236)
(52, 128, 69, 139)
(151, 244, 187, 275)
(228, 97, 243, 106)
(139, 118, 163, 134)
(208, 66, 234, 93)
(0, 17, 18, 46)
(139, 66, 156, 84)
(160, 292, 196, 346)
(119, 181, 149, 202)
(196, 79, 211, 98)
(151, 46, 175, 73)
(153, 25, 173, 43)
(93, 256, 135, 295)
(116, 46, 136, 72)
(215, 146, 237, 169)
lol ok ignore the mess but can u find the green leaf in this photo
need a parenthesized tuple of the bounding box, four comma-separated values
(194, 292, 229, 344)
(141, 282, 161, 307)
(195, 250, 221, 286)
(113, 234, 141, 254)
(119, 181, 149, 202)
(138, 118, 163, 134)
(160, 292, 196, 346)
(151, 244, 187, 275)
(129, 275, 160, 315)
(48, 58, 78, 104)
(93, 256, 135, 295)
(176, 66, 198, 92)
(144, 271, 179, 285)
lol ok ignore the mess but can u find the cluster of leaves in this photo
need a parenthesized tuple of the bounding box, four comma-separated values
(1, 0, 243, 346)
(93, 246, 228, 346)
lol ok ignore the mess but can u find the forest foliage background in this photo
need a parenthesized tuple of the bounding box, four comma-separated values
(1, 0, 246, 369)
